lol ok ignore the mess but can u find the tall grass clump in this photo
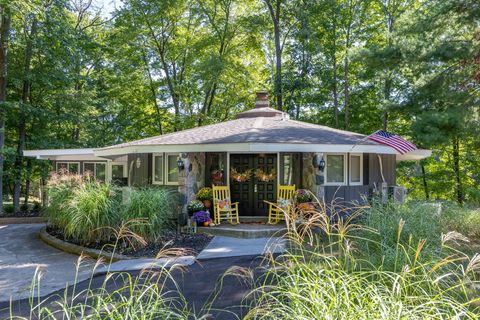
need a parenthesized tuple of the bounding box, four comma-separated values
(45, 172, 121, 244)
(121, 187, 179, 241)
(244, 194, 480, 319)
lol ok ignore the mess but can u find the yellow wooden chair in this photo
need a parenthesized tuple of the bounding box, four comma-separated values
(212, 185, 240, 224)
(268, 184, 296, 224)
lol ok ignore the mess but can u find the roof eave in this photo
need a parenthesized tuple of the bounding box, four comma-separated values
(94, 142, 398, 157)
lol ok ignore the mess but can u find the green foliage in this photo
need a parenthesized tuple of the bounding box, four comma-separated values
(45, 174, 120, 244)
(3, 204, 14, 214)
(121, 188, 179, 241)
(196, 187, 212, 202)
(248, 199, 480, 318)
(45, 173, 178, 244)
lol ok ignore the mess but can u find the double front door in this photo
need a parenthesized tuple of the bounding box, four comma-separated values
(230, 154, 277, 216)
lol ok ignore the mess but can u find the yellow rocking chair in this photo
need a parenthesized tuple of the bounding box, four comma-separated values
(268, 184, 296, 224)
(212, 185, 240, 224)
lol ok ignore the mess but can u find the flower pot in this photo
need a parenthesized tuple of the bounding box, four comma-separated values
(203, 221, 209, 227)
(203, 200, 211, 208)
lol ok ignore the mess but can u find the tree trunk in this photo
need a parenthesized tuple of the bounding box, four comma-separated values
(24, 158, 32, 206)
(452, 137, 463, 205)
(0, 9, 10, 215)
(141, 48, 163, 135)
(264, 0, 283, 111)
(420, 162, 429, 200)
(333, 48, 339, 128)
(332, 3, 339, 128)
(343, 29, 351, 130)
(13, 18, 37, 212)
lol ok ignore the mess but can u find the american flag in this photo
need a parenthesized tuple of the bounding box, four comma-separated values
(367, 130, 417, 154)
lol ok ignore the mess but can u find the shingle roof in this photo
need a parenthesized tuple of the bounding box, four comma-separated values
(98, 112, 378, 150)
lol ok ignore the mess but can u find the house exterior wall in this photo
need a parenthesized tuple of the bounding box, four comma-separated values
(127, 153, 151, 187)
(368, 153, 396, 187)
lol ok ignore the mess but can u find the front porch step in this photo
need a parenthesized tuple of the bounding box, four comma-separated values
(197, 223, 286, 239)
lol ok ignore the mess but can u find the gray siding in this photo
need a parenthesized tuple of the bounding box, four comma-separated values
(128, 153, 151, 187)
(368, 153, 396, 187)
(324, 185, 370, 205)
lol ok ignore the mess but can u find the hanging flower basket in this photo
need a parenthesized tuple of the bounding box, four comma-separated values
(255, 168, 276, 182)
(230, 168, 253, 182)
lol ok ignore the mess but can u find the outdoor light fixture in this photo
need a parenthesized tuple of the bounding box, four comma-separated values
(177, 158, 185, 171)
(319, 157, 326, 172)
(313, 154, 326, 172)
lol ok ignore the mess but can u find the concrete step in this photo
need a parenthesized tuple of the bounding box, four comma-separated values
(197, 223, 286, 239)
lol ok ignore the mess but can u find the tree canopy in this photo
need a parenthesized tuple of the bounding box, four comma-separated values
(0, 0, 478, 211)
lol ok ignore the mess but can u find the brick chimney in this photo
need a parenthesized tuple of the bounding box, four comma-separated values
(255, 91, 269, 109)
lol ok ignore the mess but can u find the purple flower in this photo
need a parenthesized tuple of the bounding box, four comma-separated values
(192, 210, 211, 223)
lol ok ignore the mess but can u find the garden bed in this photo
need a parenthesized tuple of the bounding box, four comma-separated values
(46, 226, 212, 258)
(0, 210, 41, 218)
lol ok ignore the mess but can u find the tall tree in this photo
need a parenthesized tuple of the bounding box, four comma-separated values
(0, 4, 10, 214)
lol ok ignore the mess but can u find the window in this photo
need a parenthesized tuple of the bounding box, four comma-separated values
(166, 153, 179, 185)
(152, 154, 164, 184)
(111, 164, 125, 180)
(325, 154, 346, 185)
(56, 162, 79, 174)
(83, 162, 106, 181)
(282, 154, 293, 185)
(349, 154, 363, 185)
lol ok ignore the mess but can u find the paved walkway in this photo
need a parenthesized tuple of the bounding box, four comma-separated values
(197, 236, 285, 259)
(0, 224, 95, 302)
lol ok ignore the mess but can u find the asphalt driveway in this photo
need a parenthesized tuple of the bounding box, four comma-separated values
(0, 224, 94, 303)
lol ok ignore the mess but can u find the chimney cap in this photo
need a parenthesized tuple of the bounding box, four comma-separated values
(255, 90, 269, 109)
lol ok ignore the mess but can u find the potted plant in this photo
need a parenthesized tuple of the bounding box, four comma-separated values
(196, 187, 213, 209)
(296, 189, 315, 211)
(187, 200, 204, 215)
(192, 210, 213, 226)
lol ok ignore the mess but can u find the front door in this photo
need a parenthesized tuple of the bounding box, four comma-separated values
(230, 154, 277, 216)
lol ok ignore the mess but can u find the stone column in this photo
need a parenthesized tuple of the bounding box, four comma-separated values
(178, 152, 206, 215)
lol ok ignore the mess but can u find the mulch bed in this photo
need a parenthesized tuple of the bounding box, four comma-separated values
(46, 226, 212, 258)
(0, 210, 41, 218)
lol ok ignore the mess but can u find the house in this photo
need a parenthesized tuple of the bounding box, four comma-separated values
(25, 91, 431, 217)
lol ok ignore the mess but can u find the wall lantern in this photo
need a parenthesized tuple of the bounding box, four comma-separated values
(319, 157, 326, 172)
(313, 154, 326, 172)
(177, 158, 185, 171)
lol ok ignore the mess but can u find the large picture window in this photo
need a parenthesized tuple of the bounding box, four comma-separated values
(349, 154, 363, 185)
(56, 162, 79, 174)
(166, 153, 179, 185)
(325, 154, 346, 185)
(83, 162, 106, 181)
(152, 154, 164, 184)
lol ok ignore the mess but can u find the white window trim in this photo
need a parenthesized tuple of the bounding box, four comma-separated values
(152, 153, 164, 185)
(349, 153, 363, 186)
(56, 162, 80, 173)
(109, 162, 127, 182)
(83, 162, 107, 180)
(165, 153, 179, 186)
(324, 153, 347, 186)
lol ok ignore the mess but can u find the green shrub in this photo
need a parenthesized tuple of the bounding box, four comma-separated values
(66, 181, 121, 243)
(122, 187, 178, 241)
(3, 204, 14, 214)
(45, 173, 120, 244)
